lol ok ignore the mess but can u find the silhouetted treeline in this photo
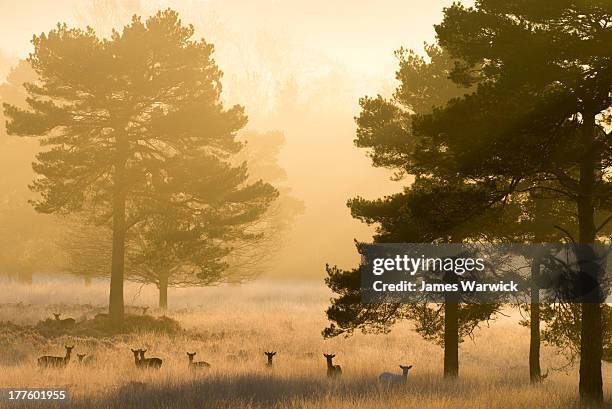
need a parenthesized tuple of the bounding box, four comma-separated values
(325, 1, 612, 404)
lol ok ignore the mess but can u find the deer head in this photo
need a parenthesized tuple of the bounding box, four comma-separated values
(264, 351, 276, 365)
(400, 365, 413, 375)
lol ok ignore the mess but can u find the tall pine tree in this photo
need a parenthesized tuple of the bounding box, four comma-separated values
(415, 1, 612, 401)
(325, 46, 505, 377)
(4, 10, 277, 326)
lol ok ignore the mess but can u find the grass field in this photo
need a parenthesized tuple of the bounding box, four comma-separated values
(0, 277, 610, 408)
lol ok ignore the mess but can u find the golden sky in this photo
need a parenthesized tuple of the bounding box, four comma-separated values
(0, 0, 464, 278)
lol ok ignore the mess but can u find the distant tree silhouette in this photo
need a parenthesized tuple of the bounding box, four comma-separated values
(0, 60, 64, 282)
(62, 131, 296, 309)
(59, 217, 113, 284)
(231, 130, 304, 275)
(415, 1, 612, 402)
(137, 131, 300, 308)
(4, 9, 277, 326)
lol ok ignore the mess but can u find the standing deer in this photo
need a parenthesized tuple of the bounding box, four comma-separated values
(378, 365, 413, 383)
(324, 353, 342, 377)
(53, 313, 76, 327)
(264, 351, 276, 367)
(138, 349, 162, 369)
(38, 345, 74, 368)
(131, 349, 142, 367)
(186, 352, 210, 369)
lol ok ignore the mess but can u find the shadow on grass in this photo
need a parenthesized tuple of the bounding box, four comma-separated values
(24, 372, 611, 409)
(88, 375, 378, 409)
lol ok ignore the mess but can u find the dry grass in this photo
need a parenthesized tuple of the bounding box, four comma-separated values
(0, 277, 610, 408)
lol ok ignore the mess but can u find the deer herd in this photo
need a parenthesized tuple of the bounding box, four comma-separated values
(36, 314, 414, 383)
(37, 345, 413, 383)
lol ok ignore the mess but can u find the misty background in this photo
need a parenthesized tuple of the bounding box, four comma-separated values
(0, 0, 458, 278)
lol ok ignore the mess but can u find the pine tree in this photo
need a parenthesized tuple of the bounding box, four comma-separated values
(4, 9, 277, 326)
(324, 46, 504, 377)
(416, 1, 612, 401)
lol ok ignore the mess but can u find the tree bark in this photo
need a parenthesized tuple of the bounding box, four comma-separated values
(577, 112, 603, 404)
(444, 300, 459, 377)
(109, 136, 127, 328)
(529, 252, 542, 383)
(159, 275, 168, 310)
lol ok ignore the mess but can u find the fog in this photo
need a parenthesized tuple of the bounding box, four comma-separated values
(0, 0, 458, 278)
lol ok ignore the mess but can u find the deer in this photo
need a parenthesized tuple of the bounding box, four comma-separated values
(38, 345, 74, 368)
(131, 349, 142, 367)
(131, 348, 162, 369)
(378, 365, 413, 383)
(53, 313, 76, 327)
(141, 306, 149, 315)
(264, 351, 276, 367)
(138, 349, 162, 369)
(186, 352, 210, 369)
(77, 353, 95, 365)
(323, 353, 342, 377)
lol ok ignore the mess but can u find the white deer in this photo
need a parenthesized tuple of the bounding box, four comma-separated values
(378, 365, 413, 383)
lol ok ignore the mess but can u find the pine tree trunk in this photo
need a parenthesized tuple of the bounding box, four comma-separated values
(444, 300, 459, 377)
(529, 253, 541, 383)
(580, 302, 603, 402)
(577, 112, 603, 403)
(109, 143, 127, 328)
(159, 275, 168, 310)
